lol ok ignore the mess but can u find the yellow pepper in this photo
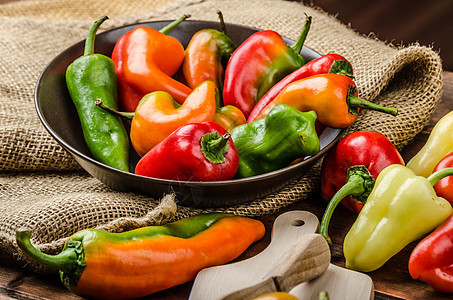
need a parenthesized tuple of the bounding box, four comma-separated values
(343, 164, 453, 272)
(407, 110, 453, 177)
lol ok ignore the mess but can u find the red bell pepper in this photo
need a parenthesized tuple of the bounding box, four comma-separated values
(135, 122, 239, 181)
(222, 16, 311, 117)
(409, 214, 453, 293)
(432, 152, 453, 205)
(112, 15, 192, 112)
(318, 131, 405, 245)
(247, 53, 353, 123)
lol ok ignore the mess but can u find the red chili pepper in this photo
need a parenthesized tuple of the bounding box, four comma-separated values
(135, 122, 239, 181)
(318, 131, 405, 245)
(432, 152, 453, 205)
(409, 214, 453, 293)
(222, 16, 311, 117)
(247, 53, 353, 123)
(112, 15, 192, 112)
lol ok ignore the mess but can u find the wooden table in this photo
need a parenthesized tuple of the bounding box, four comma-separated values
(1, 71, 453, 299)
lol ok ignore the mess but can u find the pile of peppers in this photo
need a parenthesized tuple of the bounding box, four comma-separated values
(67, 14, 398, 181)
(317, 109, 453, 294)
(24, 10, 453, 297)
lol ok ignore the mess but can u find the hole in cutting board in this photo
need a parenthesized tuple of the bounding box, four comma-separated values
(291, 219, 305, 226)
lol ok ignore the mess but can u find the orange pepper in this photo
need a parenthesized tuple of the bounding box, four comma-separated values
(254, 74, 397, 128)
(112, 16, 192, 112)
(213, 105, 247, 132)
(130, 81, 217, 156)
(16, 213, 265, 300)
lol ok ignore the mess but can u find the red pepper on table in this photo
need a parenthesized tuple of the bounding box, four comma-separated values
(432, 152, 453, 205)
(222, 16, 312, 117)
(318, 131, 405, 245)
(247, 53, 353, 123)
(409, 214, 453, 293)
(135, 122, 239, 181)
(182, 11, 236, 92)
(253, 74, 398, 128)
(112, 15, 192, 112)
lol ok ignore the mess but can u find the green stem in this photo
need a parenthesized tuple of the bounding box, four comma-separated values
(217, 10, 227, 34)
(290, 14, 312, 54)
(96, 99, 135, 120)
(427, 167, 453, 186)
(348, 95, 398, 116)
(159, 14, 191, 35)
(318, 165, 374, 246)
(16, 228, 79, 273)
(201, 133, 230, 164)
(209, 134, 230, 153)
(84, 16, 108, 56)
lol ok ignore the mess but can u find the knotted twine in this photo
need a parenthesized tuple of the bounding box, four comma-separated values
(0, 0, 443, 272)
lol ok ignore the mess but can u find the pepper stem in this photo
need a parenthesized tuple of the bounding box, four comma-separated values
(159, 14, 191, 35)
(201, 132, 230, 164)
(318, 166, 375, 246)
(96, 99, 135, 120)
(84, 16, 108, 56)
(427, 167, 453, 186)
(16, 228, 80, 273)
(348, 95, 398, 116)
(290, 14, 312, 54)
(217, 10, 227, 34)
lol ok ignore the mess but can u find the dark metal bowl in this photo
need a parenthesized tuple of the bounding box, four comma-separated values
(35, 20, 343, 207)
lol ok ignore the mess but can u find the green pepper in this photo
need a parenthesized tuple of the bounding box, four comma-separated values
(16, 213, 265, 299)
(343, 164, 453, 272)
(66, 16, 129, 171)
(230, 104, 320, 178)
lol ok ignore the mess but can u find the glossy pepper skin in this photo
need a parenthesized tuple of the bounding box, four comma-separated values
(409, 214, 453, 293)
(318, 131, 405, 246)
(230, 104, 320, 178)
(16, 213, 265, 299)
(343, 165, 453, 272)
(254, 74, 398, 128)
(99, 81, 218, 156)
(433, 152, 453, 204)
(135, 122, 239, 181)
(247, 53, 353, 123)
(213, 105, 247, 132)
(112, 15, 192, 112)
(407, 110, 453, 177)
(182, 11, 236, 92)
(66, 16, 129, 172)
(223, 16, 311, 117)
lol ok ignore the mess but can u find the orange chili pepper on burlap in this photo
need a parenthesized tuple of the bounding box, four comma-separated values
(16, 213, 265, 299)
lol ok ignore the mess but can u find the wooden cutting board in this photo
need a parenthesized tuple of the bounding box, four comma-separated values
(189, 211, 374, 300)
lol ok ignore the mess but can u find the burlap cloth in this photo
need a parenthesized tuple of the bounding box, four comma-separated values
(0, 0, 443, 272)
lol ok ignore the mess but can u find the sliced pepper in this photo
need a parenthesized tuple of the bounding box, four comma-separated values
(253, 74, 398, 128)
(407, 110, 453, 177)
(223, 16, 311, 117)
(318, 131, 405, 245)
(98, 81, 218, 156)
(66, 16, 130, 172)
(135, 122, 239, 181)
(182, 11, 236, 92)
(16, 213, 265, 299)
(247, 53, 353, 123)
(432, 152, 453, 204)
(343, 165, 453, 272)
(112, 15, 192, 112)
(230, 104, 320, 178)
(409, 214, 453, 293)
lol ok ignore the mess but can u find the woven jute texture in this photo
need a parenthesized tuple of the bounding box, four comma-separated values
(0, 0, 443, 272)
